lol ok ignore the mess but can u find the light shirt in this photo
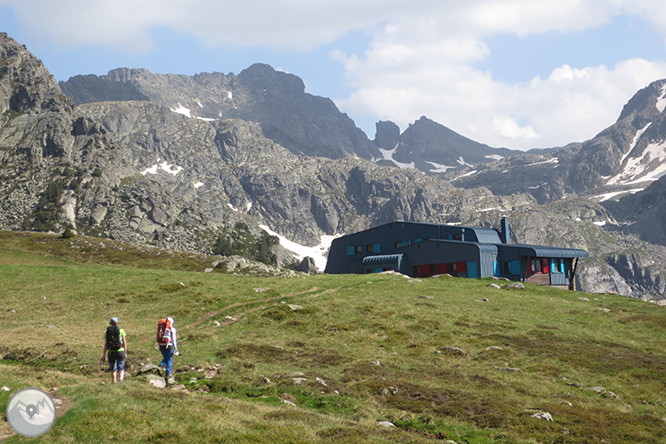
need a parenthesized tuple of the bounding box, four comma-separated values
(168, 326, 177, 349)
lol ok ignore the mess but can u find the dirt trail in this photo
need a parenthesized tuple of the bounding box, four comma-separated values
(184, 287, 320, 329)
(139, 286, 340, 344)
(194, 286, 343, 329)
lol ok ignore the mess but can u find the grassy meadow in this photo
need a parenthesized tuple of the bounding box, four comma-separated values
(0, 231, 665, 443)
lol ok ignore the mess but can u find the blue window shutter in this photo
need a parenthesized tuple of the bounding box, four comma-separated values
(560, 259, 565, 273)
(511, 260, 521, 275)
(346, 246, 355, 256)
(415, 238, 423, 243)
(493, 261, 499, 277)
(551, 260, 556, 273)
(373, 243, 381, 253)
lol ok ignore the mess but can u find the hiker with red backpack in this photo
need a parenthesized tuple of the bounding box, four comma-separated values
(101, 317, 127, 383)
(156, 317, 179, 385)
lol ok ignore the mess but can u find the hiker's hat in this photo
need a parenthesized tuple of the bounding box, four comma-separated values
(110, 317, 119, 324)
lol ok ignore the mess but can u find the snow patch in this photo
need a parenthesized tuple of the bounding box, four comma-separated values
(141, 160, 183, 176)
(259, 225, 342, 271)
(478, 208, 496, 212)
(193, 182, 204, 189)
(618, 123, 652, 166)
(656, 84, 666, 113)
(170, 104, 191, 118)
(485, 154, 504, 161)
(197, 100, 203, 108)
(453, 170, 478, 180)
(196, 116, 216, 122)
(607, 140, 666, 185)
(526, 157, 559, 167)
(593, 221, 607, 227)
(227, 201, 252, 212)
(378, 143, 415, 169)
(227, 91, 233, 100)
(592, 188, 645, 202)
(456, 156, 474, 168)
(425, 161, 455, 173)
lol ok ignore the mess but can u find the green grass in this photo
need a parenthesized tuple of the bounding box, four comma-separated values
(0, 231, 665, 443)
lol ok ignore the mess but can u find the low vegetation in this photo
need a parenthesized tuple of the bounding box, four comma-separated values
(1, 231, 665, 443)
(212, 222, 279, 266)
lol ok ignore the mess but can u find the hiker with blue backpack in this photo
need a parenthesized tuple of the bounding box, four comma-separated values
(102, 317, 127, 383)
(157, 317, 179, 385)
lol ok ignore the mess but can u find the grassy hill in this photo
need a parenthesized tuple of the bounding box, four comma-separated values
(1, 231, 665, 443)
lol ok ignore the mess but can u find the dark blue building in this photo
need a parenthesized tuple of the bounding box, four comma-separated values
(324, 218, 588, 289)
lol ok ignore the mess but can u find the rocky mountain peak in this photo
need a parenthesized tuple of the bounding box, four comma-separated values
(237, 63, 305, 95)
(617, 79, 666, 122)
(374, 120, 401, 150)
(0, 32, 71, 114)
(386, 115, 518, 174)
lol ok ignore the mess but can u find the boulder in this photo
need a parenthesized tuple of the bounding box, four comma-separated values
(440, 346, 468, 357)
(294, 256, 318, 273)
(150, 207, 168, 226)
(137, 363, 160, 376)
(146, 375, 166, 388)
(531, 412, 553, 421)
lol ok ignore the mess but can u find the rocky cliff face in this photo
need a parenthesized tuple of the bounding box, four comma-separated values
(1, 33, 665, 301)
(60, 64, 380, 161)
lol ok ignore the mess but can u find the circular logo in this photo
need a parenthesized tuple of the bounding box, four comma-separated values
(6, 388, 56, 437)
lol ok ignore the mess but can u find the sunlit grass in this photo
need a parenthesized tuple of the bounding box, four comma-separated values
(1, 231, 665, 443)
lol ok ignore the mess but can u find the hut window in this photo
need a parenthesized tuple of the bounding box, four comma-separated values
(551, 259, 564, 273)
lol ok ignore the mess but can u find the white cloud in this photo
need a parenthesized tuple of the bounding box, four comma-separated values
(492, 116, 538, 141)
(331, 2, 666, 149)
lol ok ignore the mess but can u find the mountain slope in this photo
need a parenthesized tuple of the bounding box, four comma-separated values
(375, 116, 520, 173)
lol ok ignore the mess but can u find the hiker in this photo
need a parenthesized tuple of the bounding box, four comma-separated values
(101, 317, 127, 383)
(157, 317, 179, 384)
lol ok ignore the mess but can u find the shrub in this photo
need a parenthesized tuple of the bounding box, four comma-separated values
(61, 226, 75, 239)
(212, 222, 278, 266)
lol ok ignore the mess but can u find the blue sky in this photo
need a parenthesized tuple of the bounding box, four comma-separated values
(2, 0, 666, 150)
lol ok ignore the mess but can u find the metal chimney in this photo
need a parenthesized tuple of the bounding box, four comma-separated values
(500, 216, 511, 244)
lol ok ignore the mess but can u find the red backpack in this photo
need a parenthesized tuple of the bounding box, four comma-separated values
(156, 318, 172, 346)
